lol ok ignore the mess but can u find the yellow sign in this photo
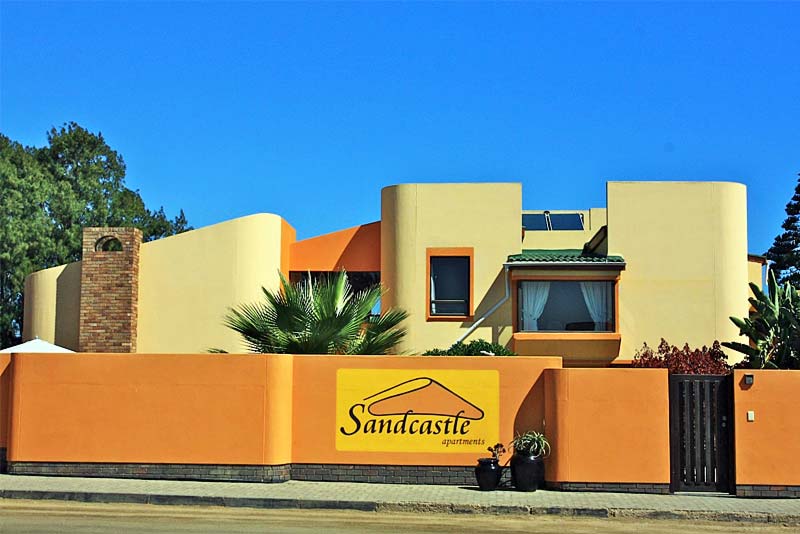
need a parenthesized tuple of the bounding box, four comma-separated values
(336, 369, 499, 453)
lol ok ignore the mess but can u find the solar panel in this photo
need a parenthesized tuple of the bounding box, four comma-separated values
(548, 213, 584, 230)
(522, 214, 548, 230)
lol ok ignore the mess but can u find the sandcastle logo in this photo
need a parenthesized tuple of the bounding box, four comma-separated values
(336, 369, 499, 453)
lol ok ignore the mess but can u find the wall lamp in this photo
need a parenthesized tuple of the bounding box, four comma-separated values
(744, 374, 755, 386)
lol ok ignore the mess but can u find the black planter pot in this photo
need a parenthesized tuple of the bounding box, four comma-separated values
(510, 454, 544, 492)
(475, 458, 503, 491)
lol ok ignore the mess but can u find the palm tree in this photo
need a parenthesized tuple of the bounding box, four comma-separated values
(222, 271, 408, 355)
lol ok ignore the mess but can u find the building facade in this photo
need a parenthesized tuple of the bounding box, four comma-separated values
(23, 181, 764, 365)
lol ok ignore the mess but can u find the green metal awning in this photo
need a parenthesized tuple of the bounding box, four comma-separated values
(506, 249, 625, 267)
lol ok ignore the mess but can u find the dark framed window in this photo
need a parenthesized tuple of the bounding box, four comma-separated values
(427, 250, 472, 318)
(517, 280, 615, 332)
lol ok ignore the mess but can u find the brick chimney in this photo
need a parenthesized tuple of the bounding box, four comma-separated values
(79, 227, 142, 352)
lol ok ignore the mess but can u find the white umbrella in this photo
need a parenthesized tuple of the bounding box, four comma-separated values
(0, 338, 75, 353)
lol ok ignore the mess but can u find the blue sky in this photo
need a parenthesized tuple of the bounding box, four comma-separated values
(1, 2, 798, 254)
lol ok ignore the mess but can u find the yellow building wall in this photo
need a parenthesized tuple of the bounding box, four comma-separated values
(24, 214, 295, 354)
(381, 183, 522, 354)
(747, 259, 764, 291)
(606, 182, 749, 359)
(23, 181, 751, 362)
(137, 214, 293, 353)
(22, 262, 81, 350)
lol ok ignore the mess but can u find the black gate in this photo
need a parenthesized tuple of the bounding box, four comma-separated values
(669, 374, 734, 493)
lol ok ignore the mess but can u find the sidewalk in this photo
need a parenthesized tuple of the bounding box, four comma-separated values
(1, 474, 799, 524)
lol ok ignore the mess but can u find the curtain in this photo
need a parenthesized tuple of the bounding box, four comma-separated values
(580, 282, 612, 331)
(521, 282, 550, 331)
(430, 273, 436, 314)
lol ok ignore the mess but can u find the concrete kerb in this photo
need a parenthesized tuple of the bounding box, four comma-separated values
(2, 489, 800, 525)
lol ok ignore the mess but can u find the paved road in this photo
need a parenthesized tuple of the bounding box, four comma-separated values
(0, 501, 796, 534)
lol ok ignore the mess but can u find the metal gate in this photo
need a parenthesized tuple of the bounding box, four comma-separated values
(669, 374, 734, 493)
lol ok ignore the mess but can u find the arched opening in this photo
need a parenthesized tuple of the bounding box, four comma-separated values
(95, 236, 124, 252)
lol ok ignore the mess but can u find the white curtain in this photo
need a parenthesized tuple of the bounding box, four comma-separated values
(521, 282, 550, 331)
(580, 282, 612, 331)
(430, 273, 437, 314)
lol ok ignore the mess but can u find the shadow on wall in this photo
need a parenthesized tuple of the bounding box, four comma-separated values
(335, 223, 381, 271)
(465, 269, 513, 348)
(512, 374, 546, 437)
(0, 354, 10, 471)
(54, 262, 81, 350)
(291, 222, 381, 272)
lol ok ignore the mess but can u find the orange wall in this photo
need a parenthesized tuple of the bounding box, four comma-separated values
(280, 219, 297, 278)
(290, 222, 380, 272)
(544, 368, 670, 483)
(733, 370, 800, 485)
(0, 354, 10, 450)
(291, 355, 562, 466)
(5, 353, 562, 468)
(512, 335, 621, 367)
(8, 354, 800, 488)
(7, 353, 293, 465)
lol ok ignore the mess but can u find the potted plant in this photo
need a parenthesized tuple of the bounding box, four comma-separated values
(474, 443, 505, 491)
(509, 430, 550, 492)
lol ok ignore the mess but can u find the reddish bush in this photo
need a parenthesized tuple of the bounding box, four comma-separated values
(631, 339, 731, 375)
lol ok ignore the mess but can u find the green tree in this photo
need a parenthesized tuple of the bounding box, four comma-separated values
(222, 271, 408, 355)
(0, 136, 55, 347)
(0, 123, 190, 347)
(37, 122, 189, 262)
(766, 173, 800, 286)
(723, 270, 800, 369)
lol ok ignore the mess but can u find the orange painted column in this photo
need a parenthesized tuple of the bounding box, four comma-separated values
(0, 354, 10, 453)
(263, 354, 294, 465)
(543, 369, 566, 481)
(544, 368, 670, 484)
(733, 370, 800, 486)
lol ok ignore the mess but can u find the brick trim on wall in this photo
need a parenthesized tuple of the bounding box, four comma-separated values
(737, 485, 800, 498)
(7, 462, 470, 485)
(7, 462, 290, 483)
(291, 464, 475, 485)
(546, 482, 670, 495)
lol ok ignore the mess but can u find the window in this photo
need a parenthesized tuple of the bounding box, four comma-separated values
(427, 248, 473, 319)
(517, 280, 615, 332)
(522, 212, 584, 231)
(430, 257, 470, 316)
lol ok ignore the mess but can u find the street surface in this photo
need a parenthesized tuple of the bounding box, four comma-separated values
(0, 500, 795, 534)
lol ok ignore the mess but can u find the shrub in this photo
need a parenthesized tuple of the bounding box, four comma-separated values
(510, 431, 550, 458)
(422, 338, 515, 356)
(631, 339, 731, 374)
